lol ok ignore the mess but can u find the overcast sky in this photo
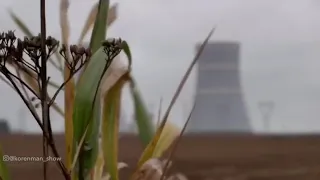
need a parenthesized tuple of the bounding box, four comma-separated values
(1, 0, 320, 133)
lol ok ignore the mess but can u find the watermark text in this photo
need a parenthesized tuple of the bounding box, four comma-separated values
(3, 155, 62, 162)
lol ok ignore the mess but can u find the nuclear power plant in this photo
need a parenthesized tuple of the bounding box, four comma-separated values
(187, 42, 251, 132)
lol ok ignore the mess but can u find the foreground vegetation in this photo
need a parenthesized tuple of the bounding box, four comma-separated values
(0, 0, 213, 179)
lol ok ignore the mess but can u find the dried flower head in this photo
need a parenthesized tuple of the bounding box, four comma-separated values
(102, 38, 123, 58)
(0, 31, 61, 100)
(45, 36, 59, 56)
(59, 44, 91, 74)
(0, 31, 18, 68)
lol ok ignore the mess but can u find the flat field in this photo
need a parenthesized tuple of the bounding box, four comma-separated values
(1, 134, 320, 180)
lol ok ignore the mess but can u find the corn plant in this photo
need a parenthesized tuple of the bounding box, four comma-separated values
(0, 0, 214, 179)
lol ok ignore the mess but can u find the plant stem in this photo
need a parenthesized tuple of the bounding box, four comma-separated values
(40, 0, 49, 179)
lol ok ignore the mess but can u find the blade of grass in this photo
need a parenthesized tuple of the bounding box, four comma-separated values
(59, 0, 75, 171)
(8, 10, 33, 36)
(88, 0, 109, 55)
(134, 28, 215, 171)
(156, 98, 163, 128)
(0, 146, 9, 180)
(152, 121, 180, 158)
(78, 3, 118, 45)
(161, 103, 196, 180)
(102, 73, 128, 180)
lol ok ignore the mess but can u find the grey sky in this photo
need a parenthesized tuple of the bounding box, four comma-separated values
(1, 0, 320, 133)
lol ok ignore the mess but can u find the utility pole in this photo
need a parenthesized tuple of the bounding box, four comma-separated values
(258, 101, 275, 133)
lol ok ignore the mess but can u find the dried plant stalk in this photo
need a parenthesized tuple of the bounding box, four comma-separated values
(59, 0, 75, 171)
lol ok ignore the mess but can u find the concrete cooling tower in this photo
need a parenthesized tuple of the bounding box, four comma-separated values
(187, 42, 251, 132)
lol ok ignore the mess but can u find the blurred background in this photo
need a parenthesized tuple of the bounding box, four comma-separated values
(1, 0, 320, 134)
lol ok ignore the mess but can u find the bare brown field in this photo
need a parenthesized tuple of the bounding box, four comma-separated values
(0, 133, 320, 180)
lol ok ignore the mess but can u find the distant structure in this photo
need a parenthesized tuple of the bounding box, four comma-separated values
(187, 42, 251, 132)
(0, 119, 10, 134)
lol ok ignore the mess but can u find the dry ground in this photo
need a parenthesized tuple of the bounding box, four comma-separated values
(1, 133, 320, 180)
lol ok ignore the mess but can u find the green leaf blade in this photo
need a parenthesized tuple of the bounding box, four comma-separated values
(72, 47, 108, 179)
(129, 79, 154, 146)
(8, 10, 33, 37)
(89, 0, 109, 54)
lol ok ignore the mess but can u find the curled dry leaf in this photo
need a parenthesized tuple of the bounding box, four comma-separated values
(166, 173, 188, 180)
(132, 158, 188, 180)
(100, 162, 128, 180)
(161, 159, 172, 170)
(133, 158, 163, 180)
(100, 53, 129, 97)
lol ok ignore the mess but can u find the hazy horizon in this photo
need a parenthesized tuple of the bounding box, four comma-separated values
(1, 0, 320, 133)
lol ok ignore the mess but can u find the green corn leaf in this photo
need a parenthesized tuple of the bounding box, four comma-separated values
(121, 39, 151, 147)
(78, 3, 118, 45)
(72, 0, 120, 176)
(102, 73, 128, 180)
(89, 0, 109, 54)
(129, 78, 154, 146)
(0, 146, 9, 180)
(72, 47, 107, 179)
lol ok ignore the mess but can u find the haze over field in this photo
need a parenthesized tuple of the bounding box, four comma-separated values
(0, 0, 320, 133)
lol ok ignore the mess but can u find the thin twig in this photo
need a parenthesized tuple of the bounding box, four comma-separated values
(16, 67, 63, 174)
(157, 28, 215, 134)
(1, 68, 68, 178)
(15, 66, 35, 111)
(6, 70, 39, 98)
(156, 97, 163, 128)
(0, 69, 42, 125)
(40, 0, 49, 179)
(48, 57, 64, 72)
(48, 74, 72, 106)
(49, 63, 86, 106)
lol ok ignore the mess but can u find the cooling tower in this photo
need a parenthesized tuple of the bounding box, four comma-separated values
(187, 42, 251, 132)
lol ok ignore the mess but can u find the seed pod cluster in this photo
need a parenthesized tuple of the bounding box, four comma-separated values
(0, 31, 60, 74)
(102, 38, 123, 58)
(0, 31, 18, 67)
(59, 44, 91, 74)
